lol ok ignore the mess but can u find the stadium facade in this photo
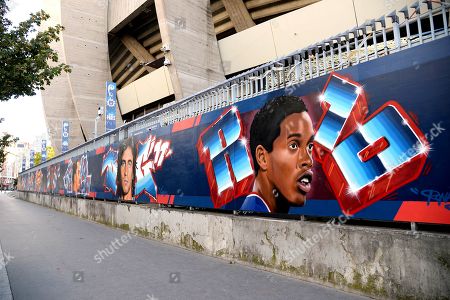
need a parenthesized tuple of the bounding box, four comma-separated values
(40, 0, 415, 154)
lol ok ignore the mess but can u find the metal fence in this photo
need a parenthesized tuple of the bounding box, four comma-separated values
(21, 0, 450, 175)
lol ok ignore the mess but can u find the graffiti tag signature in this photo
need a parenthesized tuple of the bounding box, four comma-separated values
(410, 188, 450, 210)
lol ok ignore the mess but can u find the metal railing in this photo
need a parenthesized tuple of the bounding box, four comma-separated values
(20, 0, 450, 175)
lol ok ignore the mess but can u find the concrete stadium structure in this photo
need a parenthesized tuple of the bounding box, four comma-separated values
(41, 0, 421, 154)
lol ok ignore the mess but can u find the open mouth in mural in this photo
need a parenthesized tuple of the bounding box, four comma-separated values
(297, 170, 313, 195)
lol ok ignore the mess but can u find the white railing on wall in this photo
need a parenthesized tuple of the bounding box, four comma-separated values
(21, 0, 450, 175)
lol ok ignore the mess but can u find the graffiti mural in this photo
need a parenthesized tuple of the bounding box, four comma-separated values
(79, 154, 92, 195)
(314, 74, 428, 215)
(63, 159, 73, 194)
(197, 107, 254, 208)
(135, 134, 172, 202)
(18, 48, 450, 225)
(101, 146, 118, 196)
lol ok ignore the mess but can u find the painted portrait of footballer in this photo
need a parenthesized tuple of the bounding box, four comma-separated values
(241, 96, 314, 213)
(116, 138, 136, 201)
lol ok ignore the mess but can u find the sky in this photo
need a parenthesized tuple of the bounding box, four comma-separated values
(0, 0, 47, 148)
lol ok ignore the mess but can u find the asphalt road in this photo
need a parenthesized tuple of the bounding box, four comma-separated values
(0, 192, 369, 300)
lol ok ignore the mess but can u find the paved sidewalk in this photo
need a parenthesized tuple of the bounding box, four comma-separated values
(0, 192, 369, 300)
(0, 240, 13, 300)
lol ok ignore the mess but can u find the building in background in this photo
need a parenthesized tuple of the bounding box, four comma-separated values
(41, 0, 411, 154)
(0, 141, 33, 189)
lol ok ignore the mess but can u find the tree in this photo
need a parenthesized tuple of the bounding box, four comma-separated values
(0, 133, 18, 172)
(0, 0, 71, 101)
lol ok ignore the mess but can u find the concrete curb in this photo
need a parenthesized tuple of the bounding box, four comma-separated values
(0, 241, 13, 300)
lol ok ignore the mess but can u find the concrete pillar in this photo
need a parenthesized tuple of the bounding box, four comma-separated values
(155, 0, 226, 100)
(120, 34, 155, 73)
(60, 0, 122, 139)
(41, 0, 123, 153)
(222, 0, 255, 32)
(41, 0, 85, 153)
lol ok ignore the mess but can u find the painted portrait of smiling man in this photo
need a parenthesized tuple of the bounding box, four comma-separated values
(116, 138, 136, 201)
(241, 96, 314, 213)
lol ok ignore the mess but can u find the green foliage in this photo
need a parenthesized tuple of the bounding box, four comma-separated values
(0, 133, 18, 172)
(0, 0, 71, 101)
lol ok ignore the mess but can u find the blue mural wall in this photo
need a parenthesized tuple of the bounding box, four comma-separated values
(18, 37, 450, 224)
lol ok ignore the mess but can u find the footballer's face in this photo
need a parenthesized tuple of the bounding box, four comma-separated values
(266, 112, 314, 206)
(120, 147, 134, 200)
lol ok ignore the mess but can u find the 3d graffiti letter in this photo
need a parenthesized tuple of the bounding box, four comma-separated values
(315, 73, 428, 214)
(314, 74, 368, 162)
(197, 106, 254, 208)
(135, 134, 172, 202)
